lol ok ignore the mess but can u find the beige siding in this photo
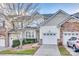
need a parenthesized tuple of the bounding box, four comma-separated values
(45, 12, 69, 26)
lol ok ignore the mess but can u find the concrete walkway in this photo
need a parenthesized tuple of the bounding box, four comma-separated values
(0, 47, 7, 51)
(34, 45, 60, 56)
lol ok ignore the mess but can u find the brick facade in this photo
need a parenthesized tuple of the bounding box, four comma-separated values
(60, 21, 79, 44)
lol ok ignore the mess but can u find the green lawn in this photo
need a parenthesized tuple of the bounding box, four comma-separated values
(58, 46, 72, 56)
(0, 48, 37, 55)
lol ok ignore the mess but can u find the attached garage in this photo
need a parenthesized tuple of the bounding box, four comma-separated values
(40, 26, 58, 44)
(42, 32, 57, 44)
(60, 16, 79, 45)
(63, 32, 79, 45)
(0, 35, 5, 47)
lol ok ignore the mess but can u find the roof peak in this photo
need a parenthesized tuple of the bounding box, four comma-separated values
(56, 9, 68, 14)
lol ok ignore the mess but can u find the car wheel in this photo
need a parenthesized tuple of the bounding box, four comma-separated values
(67, 42, 70, 47)
(73, 46, 77, 52)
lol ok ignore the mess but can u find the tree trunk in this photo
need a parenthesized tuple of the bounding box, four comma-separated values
(5, 31, 9, 47)
(19, 31, 24, 49)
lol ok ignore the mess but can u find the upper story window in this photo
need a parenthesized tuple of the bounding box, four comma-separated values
(0, 18, 4, 28)
(18, 22, 22, 29)
(14, 21, 22, 29)
(0, 21, 4, 27)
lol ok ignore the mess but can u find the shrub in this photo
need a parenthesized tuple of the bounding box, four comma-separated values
(27, 40, 33, 43)
(22, 39, 37, 45)
(12, 40, 20, 48)
(22, 39, 27, 45)
(27, 39, 36, 43)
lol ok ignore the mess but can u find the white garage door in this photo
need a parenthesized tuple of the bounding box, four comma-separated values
(0, 35, 5, 47)
(63, 32, 79, 45)
(42, 33, 57, 44)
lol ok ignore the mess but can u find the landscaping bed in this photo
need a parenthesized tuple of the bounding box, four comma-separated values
(0, 48, 37, 55)
(58, 45, 72, 56)
(58, 42, 71, 56)
(0, 43, 40, 55)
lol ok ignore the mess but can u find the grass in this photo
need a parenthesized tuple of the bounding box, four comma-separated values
(0, 48, 37, 55)
(58, 46, 72, 56)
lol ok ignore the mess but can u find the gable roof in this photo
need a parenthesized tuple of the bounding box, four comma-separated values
(71, 12, 79, 19)
(11, 15, 31, 21)
(40, 9, 71, 27)
(57, 15, 79, 27)
(41, 14, 53, 20)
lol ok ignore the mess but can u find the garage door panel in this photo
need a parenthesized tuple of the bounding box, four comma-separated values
(0, 35, 5, 47)
(63, 32, 79, 45)
(42, 33, 57, 44)
(0, 39, 5, 47)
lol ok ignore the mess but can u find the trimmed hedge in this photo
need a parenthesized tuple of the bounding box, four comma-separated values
(12, 39, 37, 47)
(22, 39, 27, 45)
(12, 40, 20, 48)
(22, 39, 37, 45)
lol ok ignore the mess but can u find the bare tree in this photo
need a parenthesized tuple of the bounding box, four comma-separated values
(0, 3, 39, 48)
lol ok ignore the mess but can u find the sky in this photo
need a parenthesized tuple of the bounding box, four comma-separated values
(38, 3, 79, 14)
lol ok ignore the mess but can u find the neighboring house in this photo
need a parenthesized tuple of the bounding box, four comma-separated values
(0, 14, 10, 47)
(8, 14, 43, 47)
(40, 9, 79, 45)
(1, 9, 79, 47)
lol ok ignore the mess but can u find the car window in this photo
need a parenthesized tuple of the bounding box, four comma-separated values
(71, 37, 77, 40)
(69, 39, 71, 41)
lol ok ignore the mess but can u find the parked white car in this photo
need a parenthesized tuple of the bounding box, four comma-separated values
(67, 37, 79, 52)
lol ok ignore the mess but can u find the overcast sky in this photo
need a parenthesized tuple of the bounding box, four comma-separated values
(38, 3, 79, 14)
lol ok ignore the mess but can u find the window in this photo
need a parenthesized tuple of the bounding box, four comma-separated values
(43, 33, 46, 35)
(64, 33, 67, 35)
(28, 32, 31, 37)
(53, 33, 56, 35)
(32, 32, 34, 38)
(47, 33, 49, 35)
(32, 34, 34, 38)
(50, 33, 52, 35)
(43, 33, 56, 36)
(72, 33, 74, 35)
(18, 22, 22, 29)
(76, 33, 78, 35)
(26, 31, 35, 38)
(0, 21, 4, 27)
(26, 32, 30, 38)
(69, 39, 71, 41)
(68, 33, 71, 35)
(15, 22, 22, 29)
(71, 37, 77, 40)
(26, 32, 27, 37)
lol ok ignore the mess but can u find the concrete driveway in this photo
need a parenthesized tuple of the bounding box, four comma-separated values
(34, 44, 60, 56)
(65, 46, 79, 56)
(0, 47, 9, 51)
